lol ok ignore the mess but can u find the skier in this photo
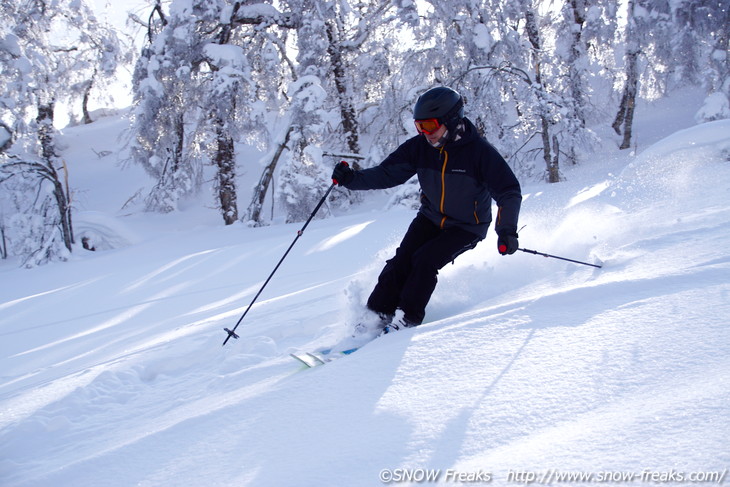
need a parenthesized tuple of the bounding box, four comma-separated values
(332, 86, 522, 334)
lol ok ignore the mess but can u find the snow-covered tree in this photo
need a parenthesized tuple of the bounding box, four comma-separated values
(121, 0, 730, 228)
(675, 0, 730, 122)
(0, 0, 126, 265)
(274, 0, 416, 224)
(0, 155, 73, 266)
(206, 2, 295, 225)
(612, 0, 676, 150)
(129, 1, 205, 214)
(550, 0, 607, 166)
(131, 0, 295, 224)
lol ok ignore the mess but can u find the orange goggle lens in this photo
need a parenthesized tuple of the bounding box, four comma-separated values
(414, 118, 442, 135)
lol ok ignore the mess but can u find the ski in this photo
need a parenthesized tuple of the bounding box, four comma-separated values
(290, 347, 359, 368)
(290, 352, 325, 368)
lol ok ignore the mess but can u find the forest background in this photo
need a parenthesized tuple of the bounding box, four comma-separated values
(0, 0, 728, 266)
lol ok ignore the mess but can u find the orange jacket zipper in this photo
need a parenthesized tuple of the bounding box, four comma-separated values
(439, 147, 448, 228)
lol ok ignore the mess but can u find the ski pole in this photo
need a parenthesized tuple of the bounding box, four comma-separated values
(518, 247, 602, 269)
(223, 182, 336, 346)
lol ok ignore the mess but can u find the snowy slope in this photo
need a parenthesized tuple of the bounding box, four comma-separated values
(1, 97, 729, 486)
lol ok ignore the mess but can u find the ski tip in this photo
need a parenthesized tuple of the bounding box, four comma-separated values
(290, 347, 360, 368)
(290, 352, 319, 368)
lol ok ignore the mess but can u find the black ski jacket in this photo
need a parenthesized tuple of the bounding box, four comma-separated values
(342, 118, 522, 239)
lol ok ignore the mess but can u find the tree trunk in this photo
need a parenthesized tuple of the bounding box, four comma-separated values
(50, 162, 74, 252)
(82, 78, 94, 125)
(549, 135, 560, 183)
(611, 88, 627, 135)
(36, 102, 57, 163)
(569, 0, 587, 129)
(1, 221, 7, 259)
(173, 112, 184, 172)
(36, 100, 74, 251)
(247, 125, 293, 225)
(325, 20, 360, 155)
(524, 7, 560, 183)
(618, 50, 638, 150)
(613, 0, 639, 150)
(566, 0, 587, 165)
(211, 3, 244, 227)
(215, 118, 238, 225)
(0, 121, 12, 153)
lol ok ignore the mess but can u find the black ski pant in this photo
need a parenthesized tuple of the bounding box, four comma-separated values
(366, 213, 482, 325)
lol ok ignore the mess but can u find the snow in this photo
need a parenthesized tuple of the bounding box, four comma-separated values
(203, 44, 246, 69)
(237, 3, 285, 19)
(473, 24, 492, 51)
(289, 75, 328, 111)
(696, 92, 730, 123)
(1, 34, 21, 57)
(1, 92, 729, 486)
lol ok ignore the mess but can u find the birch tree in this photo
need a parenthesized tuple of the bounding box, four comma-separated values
(613, 0, 674, 150)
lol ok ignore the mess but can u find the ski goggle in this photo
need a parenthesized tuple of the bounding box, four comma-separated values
(414, 118, 442, 135)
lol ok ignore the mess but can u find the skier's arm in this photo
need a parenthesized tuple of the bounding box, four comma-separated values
(482, 143, 522, 236)
(339, 141, 418, 191)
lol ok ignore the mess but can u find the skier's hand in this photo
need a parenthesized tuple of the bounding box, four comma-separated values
(332, 161, 354, 186)
(497, 231, 519, 255)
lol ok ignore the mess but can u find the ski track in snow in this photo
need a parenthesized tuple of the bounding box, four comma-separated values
(1, 108, 729, 485)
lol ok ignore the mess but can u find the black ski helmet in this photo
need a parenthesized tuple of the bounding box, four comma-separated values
(413, 87, 464, 124)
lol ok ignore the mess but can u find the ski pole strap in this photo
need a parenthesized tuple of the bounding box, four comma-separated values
(518, 248, 602, 268)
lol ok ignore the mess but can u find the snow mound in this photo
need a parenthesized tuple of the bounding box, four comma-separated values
(73, 211, 143, 251)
